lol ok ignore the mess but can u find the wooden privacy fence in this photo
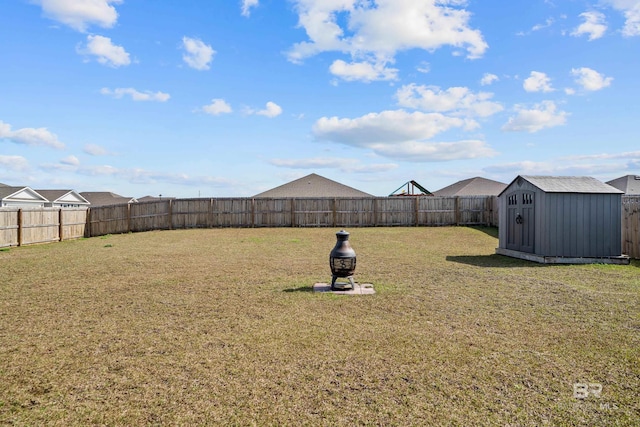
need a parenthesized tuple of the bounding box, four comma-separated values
(1, 195, 639, 260)
(0, 208, 87, 248)
(85, 196, 499, 236)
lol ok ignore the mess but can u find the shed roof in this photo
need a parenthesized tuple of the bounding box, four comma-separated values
(500, 175, 623, 196)
(606, 175, 640, 195)
(432, 177, 506, 197)
(253, 173, 372, 198)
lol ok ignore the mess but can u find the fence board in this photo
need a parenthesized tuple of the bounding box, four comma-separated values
(60, 209, 87, 241)
(19, 208, 59, 245)
(293, 198, 334, 227)
(0, 208, 19, 247)
(212, 198, 252, 227)
(622, 196, 640, 259)
(171, 199, 211, 228)
(89, 204, 130, 236)
(130, 201, 170, 232)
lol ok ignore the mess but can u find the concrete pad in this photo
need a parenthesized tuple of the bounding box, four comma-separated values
(313, 282, 375, 295)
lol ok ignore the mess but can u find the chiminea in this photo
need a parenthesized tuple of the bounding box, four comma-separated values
(329, 229, 356, 290)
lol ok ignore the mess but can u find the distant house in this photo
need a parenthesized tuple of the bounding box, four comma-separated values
(80, 192, 137, 207)
(0, 184, 48, 208)
(253, 173, 373, 198)
(36, 190, 90, 208)
(606, 175, 640, 195)
(496, 175, 627, 264)
(432, 177, 506, 197)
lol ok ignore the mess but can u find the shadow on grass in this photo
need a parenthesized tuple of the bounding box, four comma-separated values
(446, 254, 546, 268)
(283, 286, 314, 293)
(468, 226, 499, 239)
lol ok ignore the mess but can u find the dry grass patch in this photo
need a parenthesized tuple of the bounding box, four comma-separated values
(1, 227, 639, 425)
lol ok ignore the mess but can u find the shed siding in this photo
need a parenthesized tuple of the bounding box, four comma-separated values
(542, 193, 621, 257)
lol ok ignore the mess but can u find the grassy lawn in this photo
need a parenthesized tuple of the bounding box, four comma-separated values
(1, 227, 639, 426)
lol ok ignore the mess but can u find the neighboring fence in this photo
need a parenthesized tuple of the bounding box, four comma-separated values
(85, 196, 499, 236)
(622, 196, 640, 259)
(0, 208, 87, 248)
(1, 195, 638, 260)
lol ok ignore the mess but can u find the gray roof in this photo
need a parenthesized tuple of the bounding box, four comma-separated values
(80, 192, 137, 206)
(606, 175, 640, 195)
(0, 186, 24, 199)
(502, 175, 623, 195)
(432, 177, 506, 197)
(253, 173, 373, 198)
(35, 190, 90, 205)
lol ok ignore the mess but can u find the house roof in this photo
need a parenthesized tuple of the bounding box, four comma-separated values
(500, 175, 623, 196)
(606, 175, 640, 195)
(36, 189, 90, 205)
(253, 173, 373, 198)
(80, 192, 137, 206)
(432, 177, 507, 197)
(0, 185, 48, 202)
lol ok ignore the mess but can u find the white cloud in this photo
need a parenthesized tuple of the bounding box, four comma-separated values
(202, 99, 233, 116)
(312, 110, 495, 161)
(480, 73, 499, 86)
(100, 87, 170, 102)
(182, 37, 215, 70)
(84, 143, 111, 156)
(605, 0, 640, 36)
(329, 59, 398, 82)
(523, 71, 554, 93)
(78, 35, 130, 67)
(532, 18, 554, 32)
(395, 84, 503, 117)
(501, 101, 568, 133)
(60, 155, 80, 166)
(0, 155, 29, 171)
(241, 0, 259, 17)
(255, 102, 283, 118)
(370, 139, 496, 162)
(571, 67, 613, 91)
(416, 61, 430, 73)
(0, 120, 65, 149)
(571, 11, 607, 40)
(287, 0, 487, 65)
(35, 0, 121, 32)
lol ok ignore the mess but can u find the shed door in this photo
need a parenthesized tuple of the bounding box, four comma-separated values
(506, 191, 535, 253)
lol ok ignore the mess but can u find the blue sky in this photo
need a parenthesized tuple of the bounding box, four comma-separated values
(1, 0, 639, 197)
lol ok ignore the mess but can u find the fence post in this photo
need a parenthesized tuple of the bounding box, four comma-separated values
(127, 203, 131, 232)
(250, 198, 256, 228)
(332, 198, 337, 228)
(59, 208, 64, 242)
(454, 197, 460, 225)
(414, 197, 419, 226)
(85, 207, 92, 238)
(168, 199, 173, 230)
(17, 209, 23, 246)
(291, 198, 296, 227)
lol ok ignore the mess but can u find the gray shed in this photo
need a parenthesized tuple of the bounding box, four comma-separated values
(496, 175, 628, 264)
